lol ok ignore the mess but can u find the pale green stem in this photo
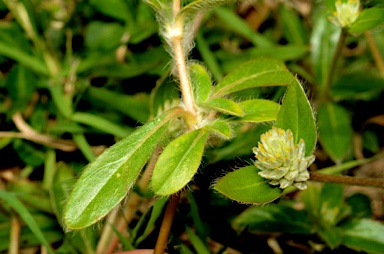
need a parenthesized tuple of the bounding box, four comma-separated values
(319, 150, 384, 175)
(310, 172, 384, 188)
(324, 29, 348, 101)
(9, 214, 20, 254)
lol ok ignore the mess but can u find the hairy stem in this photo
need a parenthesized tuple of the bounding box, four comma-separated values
(173, 36, 196, 116)
(154, 193, 181, 254)
(324, 29, 348, 101)
(365, 31, 384, 75)
(173, 0, 180, 17)
(171, 0, 196, 116)
(310, 172, 384, 188)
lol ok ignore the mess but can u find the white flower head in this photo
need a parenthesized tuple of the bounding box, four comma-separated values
(252, 127, 315, 190)
(329, 0, 360, 28)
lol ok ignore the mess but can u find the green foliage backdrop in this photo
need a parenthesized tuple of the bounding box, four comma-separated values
(1, 0, 384, 253)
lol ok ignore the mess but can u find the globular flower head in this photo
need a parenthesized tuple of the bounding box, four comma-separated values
(329, 0, 360, 28)
(252, 127, 315, 190)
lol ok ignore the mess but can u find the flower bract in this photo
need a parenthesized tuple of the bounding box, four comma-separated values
(253, 127, 315, 190)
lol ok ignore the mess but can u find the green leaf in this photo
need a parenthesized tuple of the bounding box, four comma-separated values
(89, 0, 132, 22)
(86, 87, 150, 123)
(318, 227, 343, 249)
(233, 205, 313, 234)
(331, 71, 384, 100)
(203, 119, 232, 139)
(323, 0, 337, 12)
(133, 197, 168, 245)
(217, 46, 308, 73)
(207, 124, 272, 163)
(189, 63, 212, 103)
(276, 79, 317, 156)
(73, 133, 95, 162)
(6, 65, 36, 111)
(319, 183, 344, 227)
(235, 99, 280, 123)
(180, 0, 236, 21)
(362, 130, 380, 154)
(212, 58, 294, 97)
(9, 182, 52, 213)
(317, 102, 353, 163)
(213, 7, 273, 48)
(47, 122, 85, 134)
(310, 10, 340, 90)
(342, 219, 384, 254)
(0, 137, 12, 150)
(43, 149, 56, 190)
(152, 129, 207, 196)
(85, 21, 125, 51)
(179, 244, 195, 254)
(279, 4, 308, 45)
(129, 3, 158, 44)
(200, 98, 243, 116)
(195, 31, 223, 81)
(186, 227, 210, 254)
(46, 84, 73, 118)
(300, 183, 321, 218)
(347, 193, 372, 218)
(214, 165, 283, 204)
(76, 52, 118, 74)
(64, 108, 183, 229)
(13, 140, 45, 167)
(95, 60, 163, 78)
(349, 8, 384, 33)
(188, 192, 209, 240)
(150, 75, 180, 117)
(0, 41, 48, 76)
(0, 190, 55, 254)
(72, 112, 132, 138)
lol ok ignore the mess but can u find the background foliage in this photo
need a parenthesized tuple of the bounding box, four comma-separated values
(1, 0, 384, 253)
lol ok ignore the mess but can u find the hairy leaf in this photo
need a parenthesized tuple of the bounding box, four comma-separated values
(214, 165, 283, 204)
(189, 63, 212, 103)
(276, 79, 317, 156)
(235, 99, 280, 123)
(204, 119, 232, 139)
(212, 58, 294, 97)
(152, 129, 207, 196)
(64, 108, 184, 229)
(200, 98, 243, 116)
